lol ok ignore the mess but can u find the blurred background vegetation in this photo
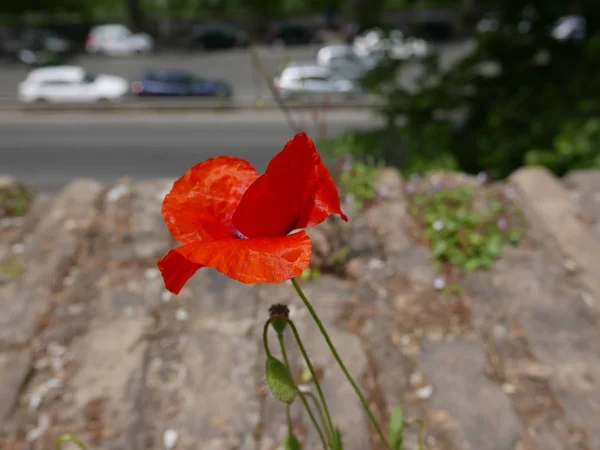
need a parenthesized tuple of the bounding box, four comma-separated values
(322, 0, 600, 179)
(4, 0, 599, 179)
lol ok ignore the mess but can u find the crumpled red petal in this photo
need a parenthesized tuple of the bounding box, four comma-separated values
(157, 251, 203, 294)
(158, 231, 312, 288)
(162, 156, 258, 243)
(232, 132, 347, 238)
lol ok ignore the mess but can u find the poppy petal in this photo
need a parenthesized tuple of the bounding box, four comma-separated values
(162, 156, 258, 243)
(159, 231, 312, 286)
(157, 250, 203, 295)
(232, 132, 347, 238)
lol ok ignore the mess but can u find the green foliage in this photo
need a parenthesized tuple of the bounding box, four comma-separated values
(526, 118, 600, 175)
(408, 185, 521, 273)
(0, 183, 34, 218)
(338, 157, 384, 210)
(300, 266, 321, 281)
(361, 1, 600, 178)
(319, 130, 458, 179)
(389, 407, 404, 450)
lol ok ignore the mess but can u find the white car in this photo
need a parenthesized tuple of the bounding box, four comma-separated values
(316, 45, 378, 79)
(18, 66, 129, 103)
(353, 28, 429, 60)
(86, 24, 153, 56)
(274, 63, 362, 100)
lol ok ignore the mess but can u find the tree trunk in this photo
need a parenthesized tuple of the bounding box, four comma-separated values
(127, 0, 144, 31)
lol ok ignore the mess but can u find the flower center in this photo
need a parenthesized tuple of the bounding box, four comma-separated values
(233, 228, 248, 239)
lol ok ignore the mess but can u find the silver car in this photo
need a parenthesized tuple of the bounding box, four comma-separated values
(353, 28, 429, 60)
(316, 45, 378, 79)
(274, 63, 362, 101)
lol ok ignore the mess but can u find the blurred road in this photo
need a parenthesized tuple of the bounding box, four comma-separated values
(0, 110, 381, 191)
(0, 41, 474, 101)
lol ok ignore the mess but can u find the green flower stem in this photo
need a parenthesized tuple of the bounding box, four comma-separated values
(287, 319, 336, 442)
(56, 435, 87, 450)
(303, 391, 331, 443)
(291, 278, 392, 450)
(249, 45, 299, 133)
(408, 418, 425, 450)
(286, 403, 293, 434)
(277, 330, 328, 449)
(263, 319, 274, 358)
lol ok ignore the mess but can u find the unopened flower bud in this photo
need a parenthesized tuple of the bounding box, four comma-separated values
(284, 433, 301, 450)
(268, 304, 290, 334)
(266, 356, 297, 404)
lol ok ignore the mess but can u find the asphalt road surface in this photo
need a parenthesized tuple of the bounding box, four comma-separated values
(0, 41, 474, 101)
(0, 110, 381, 191)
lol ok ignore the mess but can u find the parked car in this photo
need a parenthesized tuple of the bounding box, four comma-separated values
(131, 69, 232, 97)
(190, 23, 249, 50)
(316, 45, 378, 79)
(1, 27, 71, 65)
(266, 23, 316, 46)
(274, 63, 362, 100)
(353, 28, 429, 60)
(18, 65, 129, 103)
(85, 24, 153, 56)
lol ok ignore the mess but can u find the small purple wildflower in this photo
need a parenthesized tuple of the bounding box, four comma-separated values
(503, 185, 516, 198)
(430, 174, 443, 191)
(433, 276, 446, 291)
(432, 220, 444, 231)
(497, 218, 508, 230)
(476, 171, 489, 183)
(406, 183, 416, 194)
(378, 185, 390, 198)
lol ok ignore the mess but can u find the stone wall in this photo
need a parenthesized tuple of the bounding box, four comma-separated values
(0, 167, 599, 450)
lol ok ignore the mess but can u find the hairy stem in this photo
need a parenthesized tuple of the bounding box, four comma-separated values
(291, 278, 392, 449)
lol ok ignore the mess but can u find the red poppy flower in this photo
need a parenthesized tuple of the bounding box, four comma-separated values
(158, 132, 348, 294)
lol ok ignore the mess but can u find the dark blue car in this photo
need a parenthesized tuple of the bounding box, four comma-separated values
(131, 69, 232, 97)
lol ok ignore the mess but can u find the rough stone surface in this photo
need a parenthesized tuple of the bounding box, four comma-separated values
(418, 340, 522, 450)
(0, 351, 31, 425)
(512, 167, 600, 317)
(1, 168, 600, 450)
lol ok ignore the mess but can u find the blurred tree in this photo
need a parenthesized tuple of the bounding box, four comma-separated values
(126, 0, 144, 28)
(244, 0, 285, 17)
(361, 0, 600, 177)
(353, 0, 385, 29)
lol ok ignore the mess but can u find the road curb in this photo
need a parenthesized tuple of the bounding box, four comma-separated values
(0, 98, 383, 114)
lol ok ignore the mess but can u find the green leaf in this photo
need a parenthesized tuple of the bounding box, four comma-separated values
(508, 229, 521, 244)
(432, 240, 449, 257)
(480, 257, 494, 269)
(485, 234, 504, 258)
(389, 407, 404, 450)
(469, 233, 484, 246)
(464, 258, 480, 272)
(284, 433, 302, 450)
(490, 202, 502, 213)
